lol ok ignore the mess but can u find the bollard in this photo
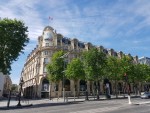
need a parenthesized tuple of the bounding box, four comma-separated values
(128, 95, 132, 104)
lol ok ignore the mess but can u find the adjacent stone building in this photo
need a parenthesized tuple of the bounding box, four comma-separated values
(0, 72, 12, 97)
(20, 26, 139, 99)
(139, 56, 150, 66)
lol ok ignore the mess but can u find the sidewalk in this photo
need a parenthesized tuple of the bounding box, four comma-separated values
(0, 95, 149, 110)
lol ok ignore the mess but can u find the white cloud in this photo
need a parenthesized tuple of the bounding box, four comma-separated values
(0, 0, 44, 41)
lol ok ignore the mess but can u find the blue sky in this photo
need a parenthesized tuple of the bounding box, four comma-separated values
(0, 0, 150, 84)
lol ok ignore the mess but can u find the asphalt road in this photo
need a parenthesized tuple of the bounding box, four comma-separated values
(1, 98, 150, 113)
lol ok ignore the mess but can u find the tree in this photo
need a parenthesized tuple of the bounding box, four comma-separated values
(82, 48, 107, 99)
(130, 64, 148, 94)
(106, 56, 122, 97)
(65, 58, 85, 97)
(11, 84, 18, 94)
(144, 65, 150, 82)
(46, 51, 64, 83)
(120, 55, 133, 77)
(120, 55, 133, 95)
(0, 18, 29, 74)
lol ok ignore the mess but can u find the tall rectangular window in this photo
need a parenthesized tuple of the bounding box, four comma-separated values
(44, 58, 49, 64)
(43, 66, 47, 73)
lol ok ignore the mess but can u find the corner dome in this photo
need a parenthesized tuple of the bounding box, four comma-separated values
(43, 26, 54, 31)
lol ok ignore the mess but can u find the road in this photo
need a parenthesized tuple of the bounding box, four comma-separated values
(0, 98, 150, 113)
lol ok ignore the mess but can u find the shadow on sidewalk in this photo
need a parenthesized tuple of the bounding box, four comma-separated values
(0, 101, 83, 110)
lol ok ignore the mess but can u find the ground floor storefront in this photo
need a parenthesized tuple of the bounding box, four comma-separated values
(22, 77, 145, 99)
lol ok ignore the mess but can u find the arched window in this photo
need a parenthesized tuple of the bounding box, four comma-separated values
(80, 80, 86, 91)
(64, 79, 70, 91)
(42, 79, 49, 91)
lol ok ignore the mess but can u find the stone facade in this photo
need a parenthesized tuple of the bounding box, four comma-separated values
(139, 56, 150, 66)
(21, 26, 139, 99)
(0, 72, 5, 97)
(0, 72, 12, 97)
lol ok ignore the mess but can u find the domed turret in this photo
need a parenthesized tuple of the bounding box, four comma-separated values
(42, 26, 54, 47)
(43, 26, 54, 31)
(43, 26, 54, 40)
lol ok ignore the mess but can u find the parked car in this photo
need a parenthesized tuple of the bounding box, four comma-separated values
(141, 92, 150, 99)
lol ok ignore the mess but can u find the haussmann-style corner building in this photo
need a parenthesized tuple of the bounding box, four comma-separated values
(20, 26, 142, 99)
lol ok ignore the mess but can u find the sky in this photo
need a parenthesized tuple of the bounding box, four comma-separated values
(0, 0, 150, 84)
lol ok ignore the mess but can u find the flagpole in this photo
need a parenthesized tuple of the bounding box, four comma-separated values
(48, 16, 53, 26)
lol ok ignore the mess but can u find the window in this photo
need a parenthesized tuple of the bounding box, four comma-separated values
(42, 79, 49, 91)
(42, 83, 49, 91)
(74, 43, 77, 49)
(43, 51, 49, 55)
(57, 39, 61, 43)
(54, 84, 58, 91)
(45, 43, 49, 47)
(44, 58, 49, 64)
(43, 66, 47, 73)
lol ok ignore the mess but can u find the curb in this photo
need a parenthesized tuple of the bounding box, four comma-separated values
(0, 104, 33, 110)
(133, 101, 150, 105)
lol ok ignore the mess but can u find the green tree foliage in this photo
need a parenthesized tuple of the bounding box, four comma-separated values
(129, 64, 150, 93)
(119, 55, 135, 95)
(82, 48, 107, 81)
(11, 84, 18, 92)
(0, 18, 29, 74)
(106, 56, 122, 80)
(130, 64, 144, 83)
(65, 58, 85, 81)
(106, 56, 122, 97)
(120, 55, 133, 80)
(139, 64, 150, 82)
(82, 48, 107, 99)
(46, 51, 64, 83)
(65, 58, 85, 96)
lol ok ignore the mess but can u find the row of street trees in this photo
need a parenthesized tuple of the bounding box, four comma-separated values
(47, 48, 150, 99)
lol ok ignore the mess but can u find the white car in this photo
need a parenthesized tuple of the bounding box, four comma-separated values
(141, 92, 150, 99)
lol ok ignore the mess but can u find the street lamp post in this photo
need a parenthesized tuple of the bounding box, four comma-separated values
(62, 70, 65, 102)
(61, 65, 66, 102)
(124, 73, 132, 104)
(17, 77, 24, 107)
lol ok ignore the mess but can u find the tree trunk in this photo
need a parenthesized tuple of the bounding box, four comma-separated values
(74, 80, 77, 101)
(49, 82, 52, 100)
(85, 81, 89, 100)
(115, 80, 118, 98)
(123, 82, 127, 97)
(96, 81, 100, 100)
